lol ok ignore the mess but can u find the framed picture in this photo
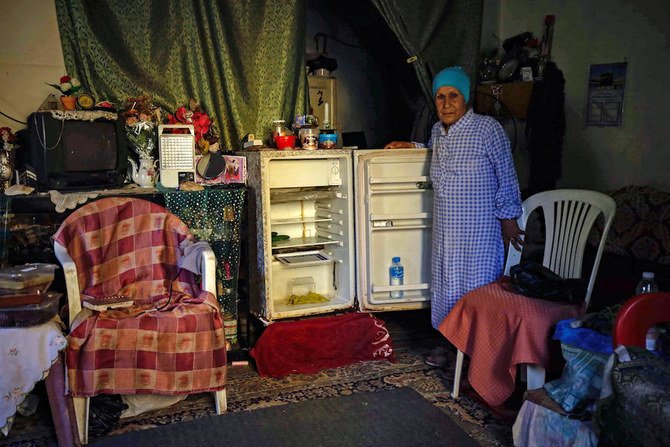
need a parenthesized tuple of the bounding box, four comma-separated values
(308, 76, 337, 128)
(587, 62, 628, 127)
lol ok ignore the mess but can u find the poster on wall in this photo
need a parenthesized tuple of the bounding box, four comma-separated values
(587, 62, 628, 127)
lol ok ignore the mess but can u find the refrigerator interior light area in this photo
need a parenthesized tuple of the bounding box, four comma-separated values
(245, 149, 432, 323)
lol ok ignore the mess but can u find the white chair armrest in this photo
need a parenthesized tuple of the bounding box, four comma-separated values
(53, 241, 82, 328)
(200, 248, 217, 297)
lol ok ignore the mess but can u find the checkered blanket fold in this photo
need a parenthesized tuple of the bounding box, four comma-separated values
(54, 197, 226, 397)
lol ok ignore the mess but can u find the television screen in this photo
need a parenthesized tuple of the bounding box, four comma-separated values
(25, 112, 129, 191)
(63, 121, 118, 172)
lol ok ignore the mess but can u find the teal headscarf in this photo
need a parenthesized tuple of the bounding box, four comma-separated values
(432, 66, 471, 103)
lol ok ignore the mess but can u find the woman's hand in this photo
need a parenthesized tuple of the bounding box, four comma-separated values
(501, 218, 525, 251)
(384, 141, 414, 149)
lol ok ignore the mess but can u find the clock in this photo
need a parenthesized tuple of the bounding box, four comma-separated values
(77, 93, 95, 110)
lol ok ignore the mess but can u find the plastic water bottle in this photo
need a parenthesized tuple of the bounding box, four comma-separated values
(635, 271, 658, 295)
(635, 272, 659, 351)
(389, 257, 404, 298)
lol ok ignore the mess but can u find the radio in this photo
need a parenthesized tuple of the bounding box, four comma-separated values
(158, 124, 196, 188)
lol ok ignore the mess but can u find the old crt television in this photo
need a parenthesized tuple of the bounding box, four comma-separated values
(25, 112, 128, 190)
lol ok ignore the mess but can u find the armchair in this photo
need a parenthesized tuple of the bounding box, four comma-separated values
(53, 197, 227, 444)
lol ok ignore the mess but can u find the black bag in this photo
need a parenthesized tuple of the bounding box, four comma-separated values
(509, 261, 586, 304)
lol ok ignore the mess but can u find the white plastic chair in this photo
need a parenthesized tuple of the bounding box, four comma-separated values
(451, 189, 617, 400)
(53, 198, 227, 445)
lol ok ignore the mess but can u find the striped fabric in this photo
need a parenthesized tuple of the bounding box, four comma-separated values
(53, 197, 226, 397)
(420, 108, 522, 328)
(440, 278, 581, 407)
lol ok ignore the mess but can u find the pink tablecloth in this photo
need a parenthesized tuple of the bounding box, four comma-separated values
(0, 317, 67, 435)
(439, 279, 581, 406)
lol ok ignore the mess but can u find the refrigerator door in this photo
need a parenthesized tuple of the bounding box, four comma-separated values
(354, 149, 433, 311)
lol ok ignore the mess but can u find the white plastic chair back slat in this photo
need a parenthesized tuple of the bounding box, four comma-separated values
(503, 189, 616, 310)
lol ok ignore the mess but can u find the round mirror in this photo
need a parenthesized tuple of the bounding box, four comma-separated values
(196, 151, 225, 180)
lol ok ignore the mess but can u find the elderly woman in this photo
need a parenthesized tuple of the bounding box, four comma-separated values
(385, 66, 523, 366)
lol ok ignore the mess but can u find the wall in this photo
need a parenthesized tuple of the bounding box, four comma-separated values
(0, 0, 66, 130)
(485, 0, 670, 191)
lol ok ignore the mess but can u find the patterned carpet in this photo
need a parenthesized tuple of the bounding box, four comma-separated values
(4, 312, 515, 446)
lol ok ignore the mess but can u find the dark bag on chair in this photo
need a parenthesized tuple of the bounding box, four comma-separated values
(510, 261, 586, 304)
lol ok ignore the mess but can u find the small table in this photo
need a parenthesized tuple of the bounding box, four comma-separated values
(0, 317, 78, 446)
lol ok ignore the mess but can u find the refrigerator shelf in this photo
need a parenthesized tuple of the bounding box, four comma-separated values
(273, 294, 350, 317)
(271, 217, 332, 225)
(272, 236, 340, 250)
(270, 189, 343, 203)
(275, 250, 335, 268)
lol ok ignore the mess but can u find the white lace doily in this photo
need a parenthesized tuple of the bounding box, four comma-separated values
(49, 190, 99, 213)
(49, 110, 118, 122)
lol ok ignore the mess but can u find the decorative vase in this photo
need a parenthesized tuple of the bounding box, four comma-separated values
(60, 95, 77, 111)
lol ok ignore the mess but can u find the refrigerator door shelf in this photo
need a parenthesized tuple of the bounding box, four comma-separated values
(370, 212, 432, 230)
(371, 283, 431, 304)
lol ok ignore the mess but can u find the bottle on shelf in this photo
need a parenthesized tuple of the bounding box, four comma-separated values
(635, 271, 658, 295)
(389, 257, 404, 299)
(635, 271, 660, 351)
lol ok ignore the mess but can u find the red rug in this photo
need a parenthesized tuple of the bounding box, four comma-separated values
(249, 312, 396, 377)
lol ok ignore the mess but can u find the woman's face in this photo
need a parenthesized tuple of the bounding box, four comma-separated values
(435, 86, 467, 126)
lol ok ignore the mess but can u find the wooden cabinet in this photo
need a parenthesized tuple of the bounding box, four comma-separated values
(474, 81, 534, 119)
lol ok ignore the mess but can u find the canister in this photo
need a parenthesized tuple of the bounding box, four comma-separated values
(299, 127, 319, 150)
(318, 131, 338, 149)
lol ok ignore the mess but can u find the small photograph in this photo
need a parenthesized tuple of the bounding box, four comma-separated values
(223, 155, 247, 184)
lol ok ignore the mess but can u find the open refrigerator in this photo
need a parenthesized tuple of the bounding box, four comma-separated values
(244, 148, 432, 323)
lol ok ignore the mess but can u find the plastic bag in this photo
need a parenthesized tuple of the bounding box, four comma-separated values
(88, 394, 128, 438)
(510, 261, 586, 304)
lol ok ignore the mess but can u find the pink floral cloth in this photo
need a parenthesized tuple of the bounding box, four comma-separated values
(0, 317, 67, 436)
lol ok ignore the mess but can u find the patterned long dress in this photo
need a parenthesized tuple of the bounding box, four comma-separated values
(420, 109, 522, 329)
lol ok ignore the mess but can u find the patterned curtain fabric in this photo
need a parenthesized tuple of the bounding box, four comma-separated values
(55, 0, 307, 150)
(371, 0, 483, 107)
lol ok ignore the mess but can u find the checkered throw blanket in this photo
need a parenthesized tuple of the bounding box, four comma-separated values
(53, 197, 226, 397)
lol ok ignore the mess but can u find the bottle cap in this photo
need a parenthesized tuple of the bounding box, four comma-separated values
(392, 257, 400, 263)
(642, 271, 655, 279)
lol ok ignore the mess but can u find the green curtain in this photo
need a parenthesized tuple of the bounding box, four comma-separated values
(55, 0, 307, 149)
(371, 0, 483, 108)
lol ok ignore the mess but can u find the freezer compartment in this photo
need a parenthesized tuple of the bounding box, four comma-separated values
(270, 258, 350, 318)
(268, 158, 342, 188)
